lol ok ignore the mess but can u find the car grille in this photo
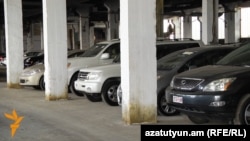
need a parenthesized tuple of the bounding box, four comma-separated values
(78, 72, 90, 80)
(172, 77, 204, 91)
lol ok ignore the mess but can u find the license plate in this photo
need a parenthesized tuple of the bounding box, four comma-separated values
(173, 96, 183, 104)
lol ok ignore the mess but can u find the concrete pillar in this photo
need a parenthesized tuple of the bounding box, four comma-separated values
(89, 25, 95, 47)
(202, 0, 219, 45)
(156, 0, 164, 37)
(120, 0, 157, 124)
(42, 0, 68, 100)
(4, 0, 24, 88)
(104, 0, 120, 40)
(183, 15, 192, 38)
(225, 6, 241, 43)
(77, 8, 90, 50)
(172, 17, 181, 39)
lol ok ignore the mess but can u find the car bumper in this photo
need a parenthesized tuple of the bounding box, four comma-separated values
(165, 87, 238, 120)
(19, 74, 42, 86)
(74, 80, 102, 94)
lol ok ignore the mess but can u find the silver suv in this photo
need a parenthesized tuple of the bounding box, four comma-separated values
(74, 39, 204, 105)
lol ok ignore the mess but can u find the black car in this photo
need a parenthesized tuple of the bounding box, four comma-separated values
(24, 50, 86, 68)
(24, 53, 44, 68)
(165, 42, 250, 125)
(157, 45, 238, 116)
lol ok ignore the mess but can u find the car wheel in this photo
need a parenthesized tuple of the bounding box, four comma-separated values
(101, 81, 119, 106)
(157, 92, 179, 116)
(235, 94, 250, 125)
(187, 115, 209, 124)
(86, 94, 102, 102)
(39, 76, 45, 90)
(69, 72, 84, 97)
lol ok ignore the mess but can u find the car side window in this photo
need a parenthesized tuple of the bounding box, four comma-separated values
(103, 43, 120, 59)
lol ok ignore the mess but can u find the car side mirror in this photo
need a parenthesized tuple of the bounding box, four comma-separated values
(100, 53, 110, 60)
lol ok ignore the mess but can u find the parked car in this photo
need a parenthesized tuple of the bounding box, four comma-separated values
(20, 38, 120, 92)
(116, 45, 239, 116)
(74, 39, 205, 105)
(1, 51, 43, 67)
(67, 39, 121, 96)
(156, 45, 238, 116)
(165, 42, 250, 124)
(19, 49, 86, 90)
(24, 51, 43, 59)
(24, 52, 44, 68)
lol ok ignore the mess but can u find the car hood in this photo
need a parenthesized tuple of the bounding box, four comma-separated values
(79, 63, 120, 72)
(175, 65, 250, 79)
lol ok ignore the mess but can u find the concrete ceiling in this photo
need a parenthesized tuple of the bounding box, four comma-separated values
(0, 0, 250, 24)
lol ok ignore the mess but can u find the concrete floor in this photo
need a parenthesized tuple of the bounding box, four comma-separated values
(0, 65, 225, 141)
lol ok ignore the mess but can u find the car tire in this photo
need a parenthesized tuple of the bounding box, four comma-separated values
(157, 91, 179, 116)
(101, 81, 119, 106)
(235, 94, 250, 125)
(86, 94, 102, 102)
(39, 76, 45, 90)
(69, 72, 84, 97)
(187, 115, 209, 124)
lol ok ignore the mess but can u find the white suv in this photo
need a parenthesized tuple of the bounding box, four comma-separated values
(74, 39, 204, 106)
(68, 39, 120, 96)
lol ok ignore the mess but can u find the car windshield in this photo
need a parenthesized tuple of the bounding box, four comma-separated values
(79, 44, 108, 57)
(216, 43, 250, 66)
(157, 50, 195, 70)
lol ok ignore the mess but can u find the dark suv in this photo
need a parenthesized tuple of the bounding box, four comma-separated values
(165, 42, 250, 125)
(157, 45, 237, 116)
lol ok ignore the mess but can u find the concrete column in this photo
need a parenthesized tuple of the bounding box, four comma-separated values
(89, 25, 95, 47)
(77, 8, 90, 49)
(42, 0, 68, 100)
(225, 6, 241, 43)
(183, 15, 192, 38)
(156, 0, 164, 37)
(104, 0, 120, 40)
(172, 17, 181, 39)
(4, 0, 24, 88)
(120, 0, 157, 124)
(202, 0, 219, 45)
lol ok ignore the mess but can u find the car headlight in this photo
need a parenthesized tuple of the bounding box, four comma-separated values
(22, 69, 43, 76)
(86, 72, 102, 80)
(203, 77, 236, 92)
